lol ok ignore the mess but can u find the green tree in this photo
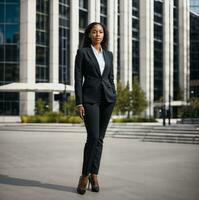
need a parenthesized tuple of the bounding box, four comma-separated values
(130, 82, 148, 116)
(63, 95, 76, 115)
(181, 97, 199, 118)
(114, 81, 130, 115)
(35, 99, 45, 115)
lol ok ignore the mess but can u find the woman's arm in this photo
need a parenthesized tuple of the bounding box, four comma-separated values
(109, 52, 115, 90)
(74, 49, 84, 105)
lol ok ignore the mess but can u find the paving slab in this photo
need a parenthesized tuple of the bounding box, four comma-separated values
(0, 126, 199, 200)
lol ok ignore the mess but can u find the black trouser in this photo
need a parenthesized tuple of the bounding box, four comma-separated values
(82, 101, 115, 176)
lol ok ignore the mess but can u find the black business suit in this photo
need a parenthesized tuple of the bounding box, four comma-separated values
(75, 46, 116, 176)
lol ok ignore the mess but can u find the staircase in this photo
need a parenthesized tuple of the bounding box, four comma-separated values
(107, 123, 199, 144)
(0, 123, 199, 144)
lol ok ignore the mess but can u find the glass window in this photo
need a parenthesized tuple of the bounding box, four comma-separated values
(5, 25, 19, 43)
(5, 0, 19, 2)
(36, 47, 49, 65)
(79, 10, 88, 29)
(0, 63, 4, 84)
(154, 1, 162, 14)
(5, 63, 18, 82)
(0, 45, 4, 61)
(132, 18, 139, 29)
(79, 0, 88, 9)
(79, 32, 84, 47)
(60, 0, 69, 4)
(6, 4, 19, 23)
(0, 4, 4, 23)
(5, 44, 18, 61)
(59, 1, 70, 84)
(37, 0, 49, 13)
(36, 0, 50, 83)
(100, 17, 107, 27)
(132, 9, 139, 17)
(0, 25, 5, 44)
(36, 47, 45, 65)
(132, 0, 139, 8)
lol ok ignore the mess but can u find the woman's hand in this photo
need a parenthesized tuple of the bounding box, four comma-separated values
(76, 105, 85, 120)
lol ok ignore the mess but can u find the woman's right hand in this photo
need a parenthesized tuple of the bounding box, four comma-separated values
(76, 105, 85, 120)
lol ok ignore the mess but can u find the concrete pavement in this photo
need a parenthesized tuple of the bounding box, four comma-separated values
(0, 125, 199, 200)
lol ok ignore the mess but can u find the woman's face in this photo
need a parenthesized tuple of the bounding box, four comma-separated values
(90, 24, 104, 45)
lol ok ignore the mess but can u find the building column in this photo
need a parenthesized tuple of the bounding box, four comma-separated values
(88, 0, 95, 22)
(140, 0, 154, 117)
(179, 0, 190, 101)
(70, 0, 79, 92)
(20, 0, 36, 115)
(88, 0, 100, 23)
(107, 0, 118, 85)
(127, 0, 132, 88)
(163, 0, 174, 109)
(120, 0, 132, 88)
(49, 0, 59, 112)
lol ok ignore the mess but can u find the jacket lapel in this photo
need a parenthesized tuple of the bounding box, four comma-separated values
(87, 47, 102, 76)
(102, 50, 108, 77)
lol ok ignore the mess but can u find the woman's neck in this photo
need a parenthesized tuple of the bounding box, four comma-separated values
(92, 43, 101, 52)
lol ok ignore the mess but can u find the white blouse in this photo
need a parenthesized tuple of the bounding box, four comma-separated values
(91, 45, 105, 75)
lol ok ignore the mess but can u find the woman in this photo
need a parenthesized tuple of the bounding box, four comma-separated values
(74, 22, 116, 195)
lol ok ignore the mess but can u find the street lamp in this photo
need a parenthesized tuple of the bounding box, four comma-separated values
(168, 0, 171, 125)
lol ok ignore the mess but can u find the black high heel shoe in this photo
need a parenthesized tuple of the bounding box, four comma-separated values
(88, 174, 100, 192)
(76, 175, 88, 195)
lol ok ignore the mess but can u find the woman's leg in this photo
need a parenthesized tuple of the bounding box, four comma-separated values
(90, 102, 115, 174)
(82, 103, 100, 176)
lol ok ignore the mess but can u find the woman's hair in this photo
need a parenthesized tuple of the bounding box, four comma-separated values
(80, 22, 108, 50)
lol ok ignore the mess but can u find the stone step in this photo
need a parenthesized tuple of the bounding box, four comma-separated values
(142, 139, 199, 144)
(1, 128, 198, 136)
(110, 133, 199, 144)
(1, 124, 199, 144)
(107, 129, 199, 134)
(1, 125, 198, 134)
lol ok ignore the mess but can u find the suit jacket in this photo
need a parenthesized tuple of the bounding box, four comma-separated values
(74, 47, 116, 105)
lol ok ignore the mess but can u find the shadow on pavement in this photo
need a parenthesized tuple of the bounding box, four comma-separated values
(0, 174, 76, 194)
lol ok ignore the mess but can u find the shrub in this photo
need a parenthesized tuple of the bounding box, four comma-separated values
(20, 112, 83, 123)
(112, 117, 157, 123)
(21, 115, 32, 123)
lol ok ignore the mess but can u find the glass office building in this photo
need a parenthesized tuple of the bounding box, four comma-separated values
(0, 0, 190, 118)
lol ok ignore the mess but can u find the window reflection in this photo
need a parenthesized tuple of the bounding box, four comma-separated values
(79, 0, 88, 47)
(100, 0, 107, 26)
(132, 0, 140, 83)
(0, 25, 4, 44)
(59, 0, 70, 84)
(0, 0, 20, 115)
(5, 45, 18, 61)
(5, 4, 19, 23)
(154, 0, 163, 101)
(36, 0, 50, 83)
(5, 25, 19, 43)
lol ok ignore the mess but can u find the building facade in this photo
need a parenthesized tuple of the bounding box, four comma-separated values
(190, 1, 199, 98)
(0, 0, 190, 117)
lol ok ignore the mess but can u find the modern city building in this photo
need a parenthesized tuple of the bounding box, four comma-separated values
(0, 0, 190, 118)
(190, 1, 199, 97)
